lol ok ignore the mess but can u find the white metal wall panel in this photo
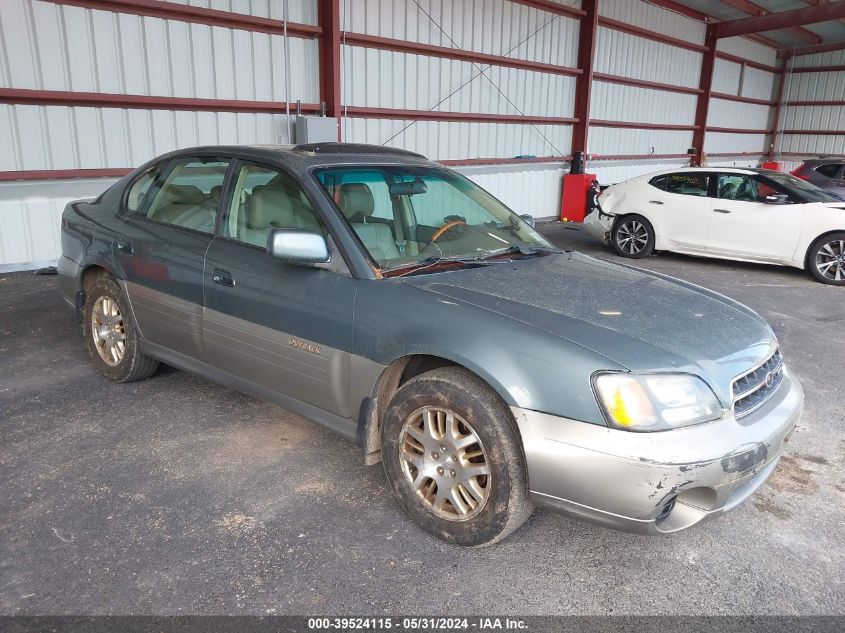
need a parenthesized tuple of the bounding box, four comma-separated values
(0, 104, 294, 171)
(589, 126, 694, 156)
(784, 71, 845, 103)
(780, 134, 845, 155)
(790, 49, 845, 69)
(160, 0, 319, 24)
(453, 163, 568, 219)
(0, 0, 319, 102)
(705, 132, 769, 154)
(707, 98, 770, 130)
(595, 28, 703, 89)
(741, 67, 776, 101)
(343, 118, 572, 160)
(599, 0, 704, 42)
(782, 105, 845, 132)
(340, 0, 580, 68)
(590, 159, 690, 184)
(712, 59, 741, 95)
(716, 36, 777, 67)
(708, 158, 764, 169)
(590, 81, 696, 125)
(341, 46, 577, 116)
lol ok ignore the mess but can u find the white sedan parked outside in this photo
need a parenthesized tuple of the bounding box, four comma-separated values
(583, 167, 845, 285)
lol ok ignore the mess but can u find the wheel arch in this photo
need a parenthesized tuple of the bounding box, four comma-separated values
(358, 353, 514, 465)
(803, 229, 845, 270)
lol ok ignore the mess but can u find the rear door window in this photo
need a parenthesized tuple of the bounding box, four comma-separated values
(665, 173, 710, 197)
(649, 175, 668, 190)
(141, 158, 230, 234)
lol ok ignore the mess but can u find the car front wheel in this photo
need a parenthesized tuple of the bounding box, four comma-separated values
(83, 275, 160, 382)
(808, 233, 845, 285)
(380, 366, 532, 547)
(612, 214, 655, 258)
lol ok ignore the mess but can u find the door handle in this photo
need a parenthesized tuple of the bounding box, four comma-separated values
(116, 240, 133, 254)
(211, 268, 235, 287)
(648, 200, 664, 205)
(713, 208, 731, 214)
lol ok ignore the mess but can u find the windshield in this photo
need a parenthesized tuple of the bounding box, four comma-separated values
(764, 172, 843, 203)
(315, 166, 554, 273)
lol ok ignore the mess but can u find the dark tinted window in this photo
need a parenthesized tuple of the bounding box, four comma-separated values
(665, 173, 709, 197)
(649, 176, 668, 190)
(816, 164, 841, 178)
(142, 158, 230, 233)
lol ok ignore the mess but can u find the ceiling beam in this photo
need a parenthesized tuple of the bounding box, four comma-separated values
(777, 38, 845, 57)
(715, 1, 845, 38)
(801, 0, 845, 29)
(719, 0, 822, 44)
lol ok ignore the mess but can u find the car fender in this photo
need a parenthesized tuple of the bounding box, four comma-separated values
(792, 203, 845, 267)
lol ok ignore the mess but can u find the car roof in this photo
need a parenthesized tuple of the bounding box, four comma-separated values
(155, 143, 435, 170)
(629, 166, 761, 181)
(800, 157, 845, 165)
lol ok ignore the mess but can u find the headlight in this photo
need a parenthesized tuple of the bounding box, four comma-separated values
(592, 372, 723, 431)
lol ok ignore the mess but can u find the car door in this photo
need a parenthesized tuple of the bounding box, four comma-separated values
(115, 155, 230, 360)
(202, 159, 359, 418)
(644, 172, 714, 251)
(706, 173, 803, 262)
(825, 165, 845, 198)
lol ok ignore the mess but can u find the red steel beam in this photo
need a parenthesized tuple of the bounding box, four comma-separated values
(593, 73, 702, 95)
(710, 92, 775, 106)
(507, 0, 586, 19)
(715, 1, 845, 38)
(780, 129, 845, 135)
(591, 120, 698, 131)
(571, 0, 598, 156)
(343, 106, 577, 125)
(706, 126, 772, 134)
(0, 88, 322, 114)
(598, 16, 709, 53)
(646, 0, 712, 22)
(692, 24, 718, 166)
(777, 39, 845, 58)
(42, 0, 321, 38)
(785, 99, 845, 106)
(318, 0, 341, 139)
(342, 33, 581, 76)
(719, 0, 822, 44)
(789, 63, 845, 73)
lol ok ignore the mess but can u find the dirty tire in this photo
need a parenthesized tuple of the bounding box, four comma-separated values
(83, 275, 159, 382)
(381, 366, 532, 547)
(612, 214, 655, 259)
(807, 232, 845, 285)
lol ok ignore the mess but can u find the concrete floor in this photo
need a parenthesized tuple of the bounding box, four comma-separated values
(1, 223, 843, 615)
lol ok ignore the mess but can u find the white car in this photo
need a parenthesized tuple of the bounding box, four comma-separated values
(583, 167, 845, 285)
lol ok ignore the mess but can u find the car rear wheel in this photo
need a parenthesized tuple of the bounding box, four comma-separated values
(808, 233, 845, 285)
(83, 275, 160, 382)
(612, 214, 655, 259)
(380, 366, 532, 547)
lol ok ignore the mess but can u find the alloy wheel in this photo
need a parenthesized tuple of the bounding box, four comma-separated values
(815, 239, 845, 282)
(398, 406, 491, 521)
(616, 220, 649, 255)
(91, 295, 127, 366)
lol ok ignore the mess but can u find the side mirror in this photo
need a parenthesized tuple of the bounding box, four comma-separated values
(519, 214, 536, 228)
(764, 193, 789, 204)
(267, 228, 330, 265)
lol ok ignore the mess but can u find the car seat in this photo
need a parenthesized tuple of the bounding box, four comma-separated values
(338, 183, 400, 261)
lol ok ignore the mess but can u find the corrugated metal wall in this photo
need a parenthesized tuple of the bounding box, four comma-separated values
(779, 50, 845, 159)
(0, 0, 792, 270)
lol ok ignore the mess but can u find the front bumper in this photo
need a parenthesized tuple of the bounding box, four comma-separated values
(511, 369, 803, 534)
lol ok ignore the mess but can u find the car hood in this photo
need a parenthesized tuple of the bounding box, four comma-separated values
(401, 252, 776, 403)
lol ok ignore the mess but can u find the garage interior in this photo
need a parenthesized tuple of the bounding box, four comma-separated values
(1, 0, 844, 619)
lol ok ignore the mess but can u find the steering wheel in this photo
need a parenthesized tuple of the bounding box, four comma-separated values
(430, 219, 467, 242)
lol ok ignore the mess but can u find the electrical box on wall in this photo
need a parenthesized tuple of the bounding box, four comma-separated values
(295, 116, 338, 144)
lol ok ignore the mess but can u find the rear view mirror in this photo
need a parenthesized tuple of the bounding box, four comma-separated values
(267, 229, 330, 265)
(389, 178, 427, 196)
(520, 214, 536, 228)
(764, 193, 789, 204)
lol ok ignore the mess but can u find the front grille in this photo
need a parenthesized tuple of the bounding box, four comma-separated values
(732, 349, 784, 418)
